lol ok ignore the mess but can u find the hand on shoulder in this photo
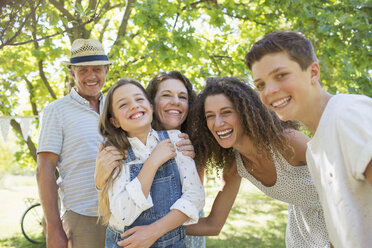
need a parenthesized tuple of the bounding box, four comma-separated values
(176, 132, 195, 159)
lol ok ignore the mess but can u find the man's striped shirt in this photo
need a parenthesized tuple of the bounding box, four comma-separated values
(37, 88, 104, 216)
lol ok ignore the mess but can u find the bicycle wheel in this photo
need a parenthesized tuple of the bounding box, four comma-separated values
(21, 203, 45, 244)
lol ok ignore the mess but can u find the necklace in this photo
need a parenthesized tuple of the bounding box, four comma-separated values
(248, 163, 254, 172)
(241, 155, 255, 172)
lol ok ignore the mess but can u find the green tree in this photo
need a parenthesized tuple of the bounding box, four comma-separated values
(0, 0, 371, 167)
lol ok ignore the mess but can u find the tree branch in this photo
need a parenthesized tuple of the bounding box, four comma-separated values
(0, 0, 43, 49)
(0, 0, 24, 41)
(92, 0, 118, 26)
(49, 0, 75, 21)
(2, 0, 109, 48)
(123, 55, 147, 70)
(223, 11, 267, 26)
(186, 0, 217, 9)
(10, 119, 37, 162)
(39, 61, 57, 99)
(99, 19, 110, 42)
(172, 13, 179, 31)
(23, 77, 39, 116)
(31, 9, 57, 99)
(211, 55, 232, 59)
(210, 55, 221, 76)
(184, 1, 268, 26)
(111, 0, 135, 49)
(89, 0, 98, 14)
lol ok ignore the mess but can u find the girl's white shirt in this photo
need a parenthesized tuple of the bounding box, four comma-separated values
(108, 129, 205, 231)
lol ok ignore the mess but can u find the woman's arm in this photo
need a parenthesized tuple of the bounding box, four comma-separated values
(95, 143, 124, 190)
(169, 130, 205, 225)
(186, 161, 241, 236)
(118, 209, 189, 248)
(176, 132, 205, 184)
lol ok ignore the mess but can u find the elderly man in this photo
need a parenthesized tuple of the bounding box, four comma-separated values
(36, 39, 111, 248)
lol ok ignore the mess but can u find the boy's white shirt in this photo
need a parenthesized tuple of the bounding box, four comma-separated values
(306, 94, 372, 248)
(108, 129, 205, 231)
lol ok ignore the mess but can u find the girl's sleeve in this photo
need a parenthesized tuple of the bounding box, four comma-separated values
(168, 130, 205, 225)
(108, 165, 154, 226)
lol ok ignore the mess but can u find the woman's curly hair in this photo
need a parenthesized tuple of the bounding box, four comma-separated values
(146, 71, 196, 134)
(190, 76, 299, 171)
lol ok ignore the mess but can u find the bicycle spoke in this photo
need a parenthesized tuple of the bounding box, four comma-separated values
(21, 203, 45, 244)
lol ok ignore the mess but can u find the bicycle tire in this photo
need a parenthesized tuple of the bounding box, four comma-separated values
(21, 203, 45, 244)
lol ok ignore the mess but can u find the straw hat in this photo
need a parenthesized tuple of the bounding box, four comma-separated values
(63, 39, 113, 67)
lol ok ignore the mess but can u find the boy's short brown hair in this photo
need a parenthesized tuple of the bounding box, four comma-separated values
(245, 31, 318, 71)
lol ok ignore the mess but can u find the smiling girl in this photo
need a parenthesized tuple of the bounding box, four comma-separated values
(98, 79, 204, 248)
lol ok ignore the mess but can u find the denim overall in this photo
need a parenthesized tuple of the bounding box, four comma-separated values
(105, 130, 186, 248)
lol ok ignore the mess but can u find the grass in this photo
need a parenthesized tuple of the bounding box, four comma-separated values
(0, 174, 288, 248)
(0, 236, 45, 248)
(204, 177, 287, 247)
(0, 174, 44, 247)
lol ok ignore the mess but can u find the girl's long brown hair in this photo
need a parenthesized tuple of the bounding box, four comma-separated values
(98, 79, 151, 224)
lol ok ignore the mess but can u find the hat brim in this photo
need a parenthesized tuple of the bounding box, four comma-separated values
(63, 60, 113, 66)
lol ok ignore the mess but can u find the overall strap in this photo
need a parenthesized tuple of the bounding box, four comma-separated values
(125, 130, 170, 163)
(124, 146, 137, 163)
(156, 130, 170, 141)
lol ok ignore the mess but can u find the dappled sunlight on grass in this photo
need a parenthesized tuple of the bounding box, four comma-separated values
(0, 234, 45, 248)
(0, 175, 39, 240)
(205, 178, 288, 248)
(0, 174, 42, 248)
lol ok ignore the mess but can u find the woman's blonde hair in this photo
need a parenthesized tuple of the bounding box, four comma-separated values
(97, 78, 151, 224)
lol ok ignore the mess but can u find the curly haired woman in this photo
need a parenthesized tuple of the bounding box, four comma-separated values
(186, 77, 330, 248)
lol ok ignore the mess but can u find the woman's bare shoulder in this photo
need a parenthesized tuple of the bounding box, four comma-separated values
(282, 129, 310, 166)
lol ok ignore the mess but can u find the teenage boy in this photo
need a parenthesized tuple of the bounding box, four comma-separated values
(245, 31, 372, 248)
